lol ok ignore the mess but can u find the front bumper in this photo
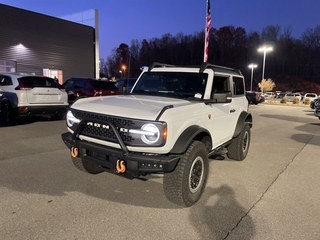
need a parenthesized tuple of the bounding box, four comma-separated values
(315, 109, 320, 119)
(62, 132, 180, 178)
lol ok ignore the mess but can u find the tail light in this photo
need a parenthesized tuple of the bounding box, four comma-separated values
(93, 89, 103, 96)
(15, 79, 33, 90)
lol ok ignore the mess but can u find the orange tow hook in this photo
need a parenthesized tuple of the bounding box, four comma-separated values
(116, 160, 126, 173)
(70, 147, 79, 158)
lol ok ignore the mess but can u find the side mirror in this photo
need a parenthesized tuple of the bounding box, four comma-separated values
(214, 91, 232, 103)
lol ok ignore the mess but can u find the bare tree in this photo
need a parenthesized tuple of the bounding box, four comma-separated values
(301, 25, 320, 49)
(261, 25, 281, 42)
(258, 78, 276, 92)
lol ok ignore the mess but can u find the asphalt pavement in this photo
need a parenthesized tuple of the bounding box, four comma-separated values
(0, 104, 319, 240)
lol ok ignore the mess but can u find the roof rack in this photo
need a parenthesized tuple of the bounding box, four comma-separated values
(148, 62, 177, 71)
(199, 62, 241, 74)
(148, 61, 242, 75)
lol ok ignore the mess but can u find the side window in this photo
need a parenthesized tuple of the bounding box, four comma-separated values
(0, 76, 5, 86)
(74, 80, 85, 88)
(0, 76, 12, 86)
(62, 80, 74, 89)
(211, 76, 229, 99)
(233, 77, 245, 95)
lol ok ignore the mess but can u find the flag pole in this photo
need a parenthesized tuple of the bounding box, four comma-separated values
(203, 0, 211, 62)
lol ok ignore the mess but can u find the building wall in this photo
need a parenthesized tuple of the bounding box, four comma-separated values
(0, 4, 95, 82)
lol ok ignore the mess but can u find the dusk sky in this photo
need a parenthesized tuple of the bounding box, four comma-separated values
(2, 0, 319, 59)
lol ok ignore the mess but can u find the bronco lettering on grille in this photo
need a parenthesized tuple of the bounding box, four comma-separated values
(87, 122, 109, 129)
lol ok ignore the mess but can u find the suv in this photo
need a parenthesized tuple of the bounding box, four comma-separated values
(264, 92, 275, 99)
(0, 73, 68, 123)
(61, 62, 252, 207)
(303, 93, 318, 104)
(62, 78, 120, 104)
(246, 91, 260, 104)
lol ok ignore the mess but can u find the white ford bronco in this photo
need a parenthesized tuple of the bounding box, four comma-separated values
(61, 62, 252, 207)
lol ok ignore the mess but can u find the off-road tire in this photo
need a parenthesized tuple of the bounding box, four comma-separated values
(163, 141, 209, 207)
(227, 123, 251, 161)
(72, 157, 103, 174)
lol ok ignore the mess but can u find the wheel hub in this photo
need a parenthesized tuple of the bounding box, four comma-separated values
(242, 131, 249, 152)
(189, 156, 204, 193)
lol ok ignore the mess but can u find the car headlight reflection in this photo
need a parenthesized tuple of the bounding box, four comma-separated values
(66, 110, 80, 128)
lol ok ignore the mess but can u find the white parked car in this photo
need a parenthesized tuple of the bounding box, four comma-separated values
(0, 73, 68, 123)
(293, 93, 302, 101)
(264, 92, 275, 99)
(303, 93, 318, 104)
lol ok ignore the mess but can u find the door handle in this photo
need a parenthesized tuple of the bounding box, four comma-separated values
(230, 109, 236, 113)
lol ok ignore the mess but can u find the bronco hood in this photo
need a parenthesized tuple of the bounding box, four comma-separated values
(70, 95, 192, 120)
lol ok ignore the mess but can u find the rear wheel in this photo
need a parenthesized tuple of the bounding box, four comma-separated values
(163, 141, 209, 207)
(72, 157, 103, 174)
(1, 102, 14, 124)
(227, 123, 251, 161)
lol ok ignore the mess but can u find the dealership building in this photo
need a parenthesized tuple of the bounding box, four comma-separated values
(0, 4, 99, 84)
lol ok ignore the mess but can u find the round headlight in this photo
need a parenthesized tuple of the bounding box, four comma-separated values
(66, 110, 80, 128)
(141, 123, 160, 144)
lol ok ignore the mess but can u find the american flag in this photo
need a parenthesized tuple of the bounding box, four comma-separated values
(203, 0, 211, 62)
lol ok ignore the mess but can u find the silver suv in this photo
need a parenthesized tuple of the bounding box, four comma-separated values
(61, 62, 252, 207)
(0, 73, 68, 123)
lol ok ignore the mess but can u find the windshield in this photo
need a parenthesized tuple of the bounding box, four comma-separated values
(131, 72, 208, 99)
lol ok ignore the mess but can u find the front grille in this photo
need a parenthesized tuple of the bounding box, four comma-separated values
(74, 110, 135, 127)
(73, 110, 135, 144)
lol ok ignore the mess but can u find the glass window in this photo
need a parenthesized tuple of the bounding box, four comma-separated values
(0, 76, 13, 86)
(19, 76, 61, 88)
(132, 72, 207, 99)
(0, 60, 16, 73)
(233, 77, 245, 95)
(62, 80, 74, 88)
(74, 80, 86, 88)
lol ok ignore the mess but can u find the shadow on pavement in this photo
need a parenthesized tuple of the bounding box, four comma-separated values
(291, 133, 320, 146)
(260, 114, 315, 124)
(0, 152, 180, 209)
(189, 185, 255, 240)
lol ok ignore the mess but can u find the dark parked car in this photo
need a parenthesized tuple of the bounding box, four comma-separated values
(115, 78, 137, 93)
(310, 98, 320, 109)
(246, 91, 260, 104)
(314, 98, 320, 119)
(62, 78, 120, 104)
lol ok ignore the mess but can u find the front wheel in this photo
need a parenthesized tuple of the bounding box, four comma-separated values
(227, 123, 251, 161)
(163, 141, 209, 207)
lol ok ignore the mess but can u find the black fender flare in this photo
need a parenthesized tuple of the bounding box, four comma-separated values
(232, 111, 252, 138)
(170, 125, 211, 154)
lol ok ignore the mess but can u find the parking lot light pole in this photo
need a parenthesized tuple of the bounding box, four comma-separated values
(119, 70, 122, 78)
(248, 64, 257, 92)
(258, 46, 273, 94)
